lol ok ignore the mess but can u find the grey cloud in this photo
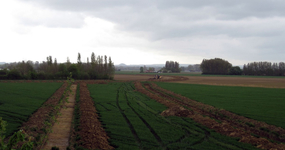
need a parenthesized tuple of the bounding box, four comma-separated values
(19, 0, 285, 33)
(17, 0, 285, 64)
(22, 0, 285, 18)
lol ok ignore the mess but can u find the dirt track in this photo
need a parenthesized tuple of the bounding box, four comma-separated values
(115, 74, 285, 88)
(43, 84, 77, 150)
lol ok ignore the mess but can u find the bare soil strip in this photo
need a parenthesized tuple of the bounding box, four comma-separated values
(77, 83, 113, 150)
(134, 81, 285, 150)
(43, 84, 77, 150)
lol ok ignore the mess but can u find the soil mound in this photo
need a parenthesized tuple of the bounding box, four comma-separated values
(161, 106, 193, 117)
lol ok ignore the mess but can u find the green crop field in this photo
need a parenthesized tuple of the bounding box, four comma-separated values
(88, 82, 257, 150)
(0, 82, 63, 136)
(156, 82, 285, 129)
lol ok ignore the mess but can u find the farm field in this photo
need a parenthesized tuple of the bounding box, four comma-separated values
(114, 74, 285, 88)
(115, 71, 202, 76)
(115, 71, 285, 78)
(88, 82, 259, 150)
(1, 77, 285, 149)
(135, 81, 285, 149)
(0, 82, 63, 136)
(156, 82, 285, 129)
(170, 76, 285, 88)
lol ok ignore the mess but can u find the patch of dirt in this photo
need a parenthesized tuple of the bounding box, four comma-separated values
(161, 106, 194, 117)
(77, 83, 114, 150)
(135, 81, 285, 150)
(75, 80, 109, 85)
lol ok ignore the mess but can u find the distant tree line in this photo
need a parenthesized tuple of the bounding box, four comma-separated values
(243, 62, 285, 76)
(0, 52, 115, 80)
(161, 61, 180, 73)
(200, 58, 285, 76)
(200, 58, 234, 75)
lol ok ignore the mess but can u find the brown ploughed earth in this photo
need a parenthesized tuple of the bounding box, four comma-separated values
(114, 74, 285, 88)
(77, 83, 114, 150)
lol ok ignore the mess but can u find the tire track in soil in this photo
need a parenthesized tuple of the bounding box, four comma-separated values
(43, 84, 77, 150)
(135, 81, 285, 150)
(133, 83, 215, 149)
(180, 118, 210, 147)
(123, 86, 165, 149)
(182, 118, 249, 150)
(97, 103, 111, 111)
(125, 83, 195, 149)
(116, 86, 142, 148)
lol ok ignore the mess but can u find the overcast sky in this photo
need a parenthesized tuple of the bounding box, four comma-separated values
(1, 0, 285, 65)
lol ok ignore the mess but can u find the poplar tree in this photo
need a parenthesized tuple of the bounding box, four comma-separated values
(77, 53, 82, 65)
(77, 52, 82, 71)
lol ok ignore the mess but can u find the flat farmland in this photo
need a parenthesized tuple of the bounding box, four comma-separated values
(115, 74, 178, 81)
(0, 82, 63, 136)
(1, 77, 285, 149)
(156, 82, 285, 129)
(88, 82, 259, 150)
(114, 74, 285, 88)
(172, 76, 285, 88)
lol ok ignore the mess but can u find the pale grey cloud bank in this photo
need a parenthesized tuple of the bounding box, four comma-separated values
(1, 0, 285, 65)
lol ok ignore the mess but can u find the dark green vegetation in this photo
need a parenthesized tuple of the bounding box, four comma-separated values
(0, 82, 62, 136)
(88, 82, 257, 150)
(200, 58, 233, 75)
(156, 82, 285, 129)
(199, 58, 285, 76)
(73, 84, 81, 149)
(243, 62, 285, 76)
(0, 52, 115, 80)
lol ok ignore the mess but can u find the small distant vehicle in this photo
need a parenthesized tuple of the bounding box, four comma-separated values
(153, 74, 162, 79)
